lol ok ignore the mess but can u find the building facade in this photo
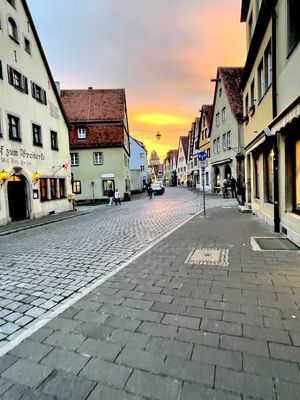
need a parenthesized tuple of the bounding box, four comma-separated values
(177, 136, 188, 185)
(210, 67, 244, 193)
(129, 136, 147, 192)
(190, 118, 201, 189)
(60, 88, 130, 203)
(198, 105, 213, 192)
(241, 0, 300, 245)
(0, 0, 72, 225)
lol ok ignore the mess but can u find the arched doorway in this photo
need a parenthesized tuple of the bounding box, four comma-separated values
(224, 164, 232, 179)
(7, 174, 28, 221)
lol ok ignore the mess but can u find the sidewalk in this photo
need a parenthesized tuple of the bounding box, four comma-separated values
(0, 206, 300, 399)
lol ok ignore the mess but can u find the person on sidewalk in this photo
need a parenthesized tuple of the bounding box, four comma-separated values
(229, 176, 237, 198)
(148, 185, 153, 199)
(107, 188, 114, 206)
(222, 178, 229, 198)
(114, 188, 121, 205)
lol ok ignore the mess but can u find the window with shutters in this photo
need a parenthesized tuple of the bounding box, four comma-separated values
(31, 82, 47, 105)
(7, 66, 28, 93)
(8, 17, 18, 42)
(32, 123, 42, 146)
(8, 114, 21, 141)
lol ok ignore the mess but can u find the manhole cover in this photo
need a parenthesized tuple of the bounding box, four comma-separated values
(185, 248, 229, 266)
(251, 237, 300, 251)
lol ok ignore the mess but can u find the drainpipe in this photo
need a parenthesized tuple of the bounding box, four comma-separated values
(272, 9, 280, 232)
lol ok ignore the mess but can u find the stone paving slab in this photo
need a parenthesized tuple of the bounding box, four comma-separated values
(0, 188, 234, 350)
(0, 204, 300, 399)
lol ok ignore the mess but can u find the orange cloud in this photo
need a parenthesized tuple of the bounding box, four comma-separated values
(134, 113, 190, 126)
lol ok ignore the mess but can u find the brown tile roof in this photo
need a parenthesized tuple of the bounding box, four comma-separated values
(165, 149, 177, 162)
(69, 124, 124, 148)
(201, 104, 213, 131)
(60, 89, 126, 122)
(180, 136, 189, 161)
(219, 67, 244, 120)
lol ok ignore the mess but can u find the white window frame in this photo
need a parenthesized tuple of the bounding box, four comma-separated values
(222, 133, 227, 150)
(77, 127, 86, 139)
(227, 131, 231, 149)
(217, 137, 220, 152)
(222, 107, 226, 122)
(93, 152, 103, 165)
(70, 153, 79, 166)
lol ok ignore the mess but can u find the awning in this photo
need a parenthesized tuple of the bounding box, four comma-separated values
(211, 158, 232, 166)
(270, 96, 300, 135)
(244, 133, 266, 153)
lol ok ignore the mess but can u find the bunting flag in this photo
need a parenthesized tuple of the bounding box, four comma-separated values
(63, 162, 70, 170)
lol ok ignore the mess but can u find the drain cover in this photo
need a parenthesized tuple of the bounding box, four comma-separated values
(185, 248, 229, 266)
(251, 237, 300, 251)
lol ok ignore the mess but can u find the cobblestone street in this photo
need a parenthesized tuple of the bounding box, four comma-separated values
(0, 188, 236, 350)
(0, 189, 300, 399)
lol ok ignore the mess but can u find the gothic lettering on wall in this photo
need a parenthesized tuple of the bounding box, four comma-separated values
(0, 144, 45, 166)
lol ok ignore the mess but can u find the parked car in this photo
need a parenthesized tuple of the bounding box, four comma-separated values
(155, 180, 164, 187)
(151, 182, 165, 195)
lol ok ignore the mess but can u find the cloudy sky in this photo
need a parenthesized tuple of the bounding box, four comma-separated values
(28, 0, 246, 160)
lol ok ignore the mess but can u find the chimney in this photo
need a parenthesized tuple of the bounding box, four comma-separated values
(88, 86, 93, 90)
(55, 81, 61, 95)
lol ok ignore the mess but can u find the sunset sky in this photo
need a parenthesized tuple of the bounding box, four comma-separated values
(28, 0, 246, 161)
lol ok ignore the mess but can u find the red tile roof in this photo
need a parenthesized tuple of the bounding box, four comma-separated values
(69, 124, 125, 148)
(60, 89, 126, 122)
(219, 67, 244, 120)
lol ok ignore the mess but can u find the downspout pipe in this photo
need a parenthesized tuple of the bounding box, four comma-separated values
(272, 9, 280, 232)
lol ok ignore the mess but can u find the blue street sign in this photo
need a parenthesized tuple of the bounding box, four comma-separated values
(198, 151, 207, 161)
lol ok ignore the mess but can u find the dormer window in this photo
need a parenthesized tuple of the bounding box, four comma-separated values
(8, 17, 18, 42)
(77, 127, 86, 139)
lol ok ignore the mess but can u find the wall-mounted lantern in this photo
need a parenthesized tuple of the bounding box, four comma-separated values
(0, 170, 9, 187)
(32, 171, 41, 185)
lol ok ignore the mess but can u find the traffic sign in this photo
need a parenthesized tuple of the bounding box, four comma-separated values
(198, 151, 207, 161)
(200, 160, 207, 167)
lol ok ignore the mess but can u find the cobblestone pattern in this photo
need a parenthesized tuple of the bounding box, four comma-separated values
(0, 188, 236, 348)
(0, 207, 299, 399)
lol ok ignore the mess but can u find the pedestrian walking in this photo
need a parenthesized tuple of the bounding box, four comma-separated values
(148, 185, 153, 199)
(229, 176, 237, 198)
(222, 178, 228, 198)
(107, 188, 114, 206)
(114, 188, 121, 205)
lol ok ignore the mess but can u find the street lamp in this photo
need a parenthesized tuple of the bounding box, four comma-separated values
(156, 132, 161, 140)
